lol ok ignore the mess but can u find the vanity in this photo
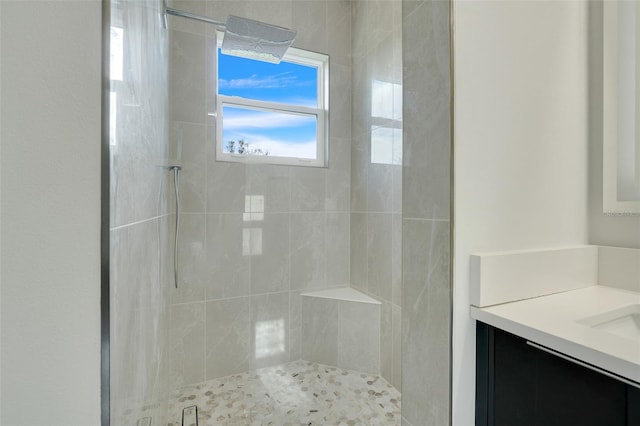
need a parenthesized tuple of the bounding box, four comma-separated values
(470, 246, 640, 426)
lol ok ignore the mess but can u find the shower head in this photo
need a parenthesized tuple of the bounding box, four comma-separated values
(163, 5, 297, 64)
(221, 15, 297, 64)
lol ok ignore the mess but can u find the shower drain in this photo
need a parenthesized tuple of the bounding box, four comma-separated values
(182, 405, 198, 426)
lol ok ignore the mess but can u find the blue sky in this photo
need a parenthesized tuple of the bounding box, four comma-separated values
(218, 50, 318, 158)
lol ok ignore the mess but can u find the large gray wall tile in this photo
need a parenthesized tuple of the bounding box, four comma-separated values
(171, 213, 206, 304)
(350, 213, 367, 291)
(170, 302, 205, 386)
(170, 29, 206, 124)
(290, 212, 326, 290)
(251, 292, 290, 369)
(206, 159, 247, 213)
(205, 297, 251, 379)
(326, 212, 350, 286)
(402, 219, 451, 425)
(380, 300, 393, 382)
(205, 213, 250, 299)
(367, 213, 392, 302)
(338, 300, 380, 374)
(250, 213, 291, 295)
(301, 296, 338, 366)
(171, 122, 206, 213)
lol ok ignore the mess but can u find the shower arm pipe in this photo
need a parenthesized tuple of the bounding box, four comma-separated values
(164, 6, 227, 29)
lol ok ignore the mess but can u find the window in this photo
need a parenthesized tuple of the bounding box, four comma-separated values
(216, 36, 328, 167)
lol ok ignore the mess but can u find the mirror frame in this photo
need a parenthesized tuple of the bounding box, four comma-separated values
(603, 0, 640, 214)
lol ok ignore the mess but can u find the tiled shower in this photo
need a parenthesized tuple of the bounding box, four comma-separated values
(109, 0, 451, 424)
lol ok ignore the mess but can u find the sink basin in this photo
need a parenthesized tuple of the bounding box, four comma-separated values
(577, 305, 640, 341)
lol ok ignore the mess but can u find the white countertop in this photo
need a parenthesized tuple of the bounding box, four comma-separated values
(470, 285, 640, 383)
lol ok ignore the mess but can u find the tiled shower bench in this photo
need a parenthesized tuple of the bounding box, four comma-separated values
(301, 287, 381, 374)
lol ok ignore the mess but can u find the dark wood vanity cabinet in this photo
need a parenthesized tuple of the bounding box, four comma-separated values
(475, 323, 640, 426)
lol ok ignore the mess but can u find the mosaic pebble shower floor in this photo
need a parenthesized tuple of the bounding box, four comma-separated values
(167, 360, 401, 425)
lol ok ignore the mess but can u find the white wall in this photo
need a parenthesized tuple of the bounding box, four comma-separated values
(0, 1, 102, 424)
(453, 1, 589, 424)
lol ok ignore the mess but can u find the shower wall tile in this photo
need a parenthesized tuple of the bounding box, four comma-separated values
(291, 167, 326, 212)
(392, 302, 402, 391)
(247, 165, 291, 213)
(368, 163, 393, 212)
(205, 213, 250, 299)
(205, 297, 251, 379)
(206, 1, 293, 35)
(367, 213, 392, 302)
(111, 227, 136, 312)
(402, 90, 450, 220)
(206, 158, 247, 213)
(111, 306, 169, 418)
(369, 0, 396, 51)
(301, 296, 338, 366)
(159, 215, 175, 292)
(401, 219, 450, 425)
(380, 300, 393, 381)
(289, 290, 303, 361)
(402, 0, 425, 20)
(167, 0, 208, 35)
(292, 0, 327, 53)
(205, 36, 217, 127)
(351, 56, 372, 139)
(171, 122, 206, 213)
(250, 292, 290, 369)
(372, 26, 397, 83)
(350, 212, 367, 291)
(170, 29, 206, 124)
(327, 0, 352, 67)
(350, 133, 369, 212)
(325, 138, 351, 212)
(250, 213, 290, 295)
(110, 304, 137, 402)
(113, 219, 164, 310)
(171, 213, 206, 304)
(330, 63, 353, 141)
(402, 0, 450, 221)
(325, 212, 350, 286)
(392, 213, 402, 307)
(393, 164, 403, 213)
(338, 300, 380, 374)
(351, 0, 369, 59)
(110, 138, 166, 227)
(170, 302, 206, 386)
(290, 212, 326, 289)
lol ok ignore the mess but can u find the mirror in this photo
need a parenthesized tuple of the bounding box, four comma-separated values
(603, 0, 640, 214)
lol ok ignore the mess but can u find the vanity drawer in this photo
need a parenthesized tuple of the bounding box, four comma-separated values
(476, 322, 639, 426)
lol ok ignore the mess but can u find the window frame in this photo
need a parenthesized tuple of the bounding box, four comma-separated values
(215, 34, 329, 167)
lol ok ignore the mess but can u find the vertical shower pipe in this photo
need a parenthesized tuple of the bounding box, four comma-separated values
(169, 166, 181, 288)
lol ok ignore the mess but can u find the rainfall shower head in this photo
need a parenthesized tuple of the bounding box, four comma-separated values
(221, 15, 297, 64)
(163, 4, 297, 64)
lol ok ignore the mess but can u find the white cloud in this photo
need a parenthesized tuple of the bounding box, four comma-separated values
(219, 72, 312, 90)
(223, 110, 314, 130)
